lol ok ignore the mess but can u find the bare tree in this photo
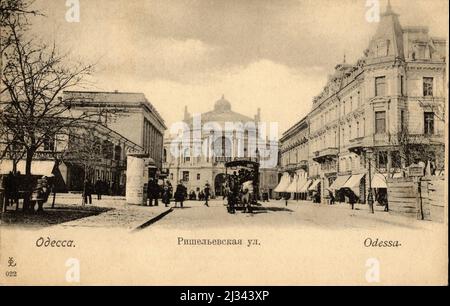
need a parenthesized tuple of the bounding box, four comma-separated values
(0, 16, 101, 210)
(62, 122, 106, 205)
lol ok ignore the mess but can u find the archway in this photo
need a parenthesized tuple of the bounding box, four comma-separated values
(214, 173, 227, 196)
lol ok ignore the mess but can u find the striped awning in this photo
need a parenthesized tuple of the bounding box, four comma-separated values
(285, 175, 298, 193)
(299, 179, 312, 192)
(342, 173, 365, 197)
(371, 173, 387, 189)
(274, 173, 291, 193)
(308, 179, 321, 191)
(329, 175, 350, 191)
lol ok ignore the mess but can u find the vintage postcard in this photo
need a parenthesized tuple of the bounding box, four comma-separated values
(0, 0, 448, 287)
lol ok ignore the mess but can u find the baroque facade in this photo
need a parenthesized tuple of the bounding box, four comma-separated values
(277, 3, 446, 204)
(163, 96, 278, 197)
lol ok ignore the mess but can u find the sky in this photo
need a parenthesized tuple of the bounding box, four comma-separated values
(29, 0, 448, 137)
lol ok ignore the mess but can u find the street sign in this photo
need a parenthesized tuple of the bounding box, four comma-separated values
(408, 164, 424, 177)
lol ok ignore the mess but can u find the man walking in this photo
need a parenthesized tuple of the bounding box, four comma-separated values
(95, 178, 102, 200)
(174, 180, 187, 208)
(204, 181, 210, 207)
(83, 179, 93, 205)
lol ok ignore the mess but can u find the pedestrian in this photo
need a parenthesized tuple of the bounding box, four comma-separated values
(162, 183, 171, 207)
(3, 171, 13, 207)
(174, 181, 187, 208)
(95, 178, 102, 200)
(329, 190, 335, 205)
(204, 181, 210, 207)
(31, 176, 50, 212)
(11, 171, 20, 206)
(148, 178, 159, 206)
(83, 179, 93, 205)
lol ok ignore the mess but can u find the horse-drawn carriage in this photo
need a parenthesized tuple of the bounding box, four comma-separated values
(224, 159, 260, 213)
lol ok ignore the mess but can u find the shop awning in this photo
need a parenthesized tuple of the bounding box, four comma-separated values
(342, 173, 365, 196)
(299, 179, 312, 192)
(343, 174, 365, 189)
(274, 173, 291, 193)
(296, 177, 308, 192)
(371, 173, 387, 189)
(308, 179, 321, 191)
(329, 175, 350, 191)
(0, 160, 56, 176)
(285, 175, 298, 193)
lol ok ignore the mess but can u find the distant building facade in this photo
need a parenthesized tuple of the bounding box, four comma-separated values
(277, 3, 446, 204)
(163, 96, 278, 197)
(1, 90, 166, 193)
(63, 91, 167, 173)
(0, 122, 143, 193)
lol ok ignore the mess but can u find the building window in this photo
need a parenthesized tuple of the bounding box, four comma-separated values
(400, 75, 404, 96)
(375, 111, 386, 134)
(375, 76, 386, 96)
(377, 151, 388, 169)
(391, 151, 402, 168)
(184, 148, 190, 162)
(170, 173, 173, 180)
(43, 135, 55, 151)
(356, 121, 360, 138)
(182, 171, 189, 182)
(400, 110, 406, 132)
(197, 173, 200, 180)
(424, 112, 435, 135)
(423, 77, 433, 97)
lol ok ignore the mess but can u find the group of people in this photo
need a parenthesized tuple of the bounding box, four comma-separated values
(82, 178, 121, 205)
(1, 171, 53, 212)
(145, 179, 211, 208)
(224, 171, 256, 214)
(2, 171, 21, 208)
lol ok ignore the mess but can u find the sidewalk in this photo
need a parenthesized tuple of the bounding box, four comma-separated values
(269, 199, 445, 230)
(51, 193, 172, 230)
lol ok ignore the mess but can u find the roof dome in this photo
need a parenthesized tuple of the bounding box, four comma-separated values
(214, 95, 231, 112)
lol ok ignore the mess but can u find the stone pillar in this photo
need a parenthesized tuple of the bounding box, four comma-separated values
(126, 153, 149, 205)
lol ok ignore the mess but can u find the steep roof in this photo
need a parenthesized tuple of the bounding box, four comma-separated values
(368, 0, 404, 59)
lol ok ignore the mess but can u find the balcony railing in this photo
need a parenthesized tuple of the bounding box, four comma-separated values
(283, 160, 308, 171)
(313, 147, 338, 163)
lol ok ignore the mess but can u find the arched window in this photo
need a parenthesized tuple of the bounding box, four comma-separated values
(213, 136, 232, 158)
(183, 148, 190, 163)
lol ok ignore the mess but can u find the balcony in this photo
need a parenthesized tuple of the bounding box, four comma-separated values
(284, 160, 308, 172)
(312, 147, 338, 163)
(348, 137, 370, 155)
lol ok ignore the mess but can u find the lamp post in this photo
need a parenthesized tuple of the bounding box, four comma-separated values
(366, 148, 374, 214)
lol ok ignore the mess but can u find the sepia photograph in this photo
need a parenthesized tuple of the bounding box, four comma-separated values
(0, 0, 448, 288)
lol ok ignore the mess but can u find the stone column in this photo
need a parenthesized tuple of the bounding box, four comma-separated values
(126, 152, 149, 205)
